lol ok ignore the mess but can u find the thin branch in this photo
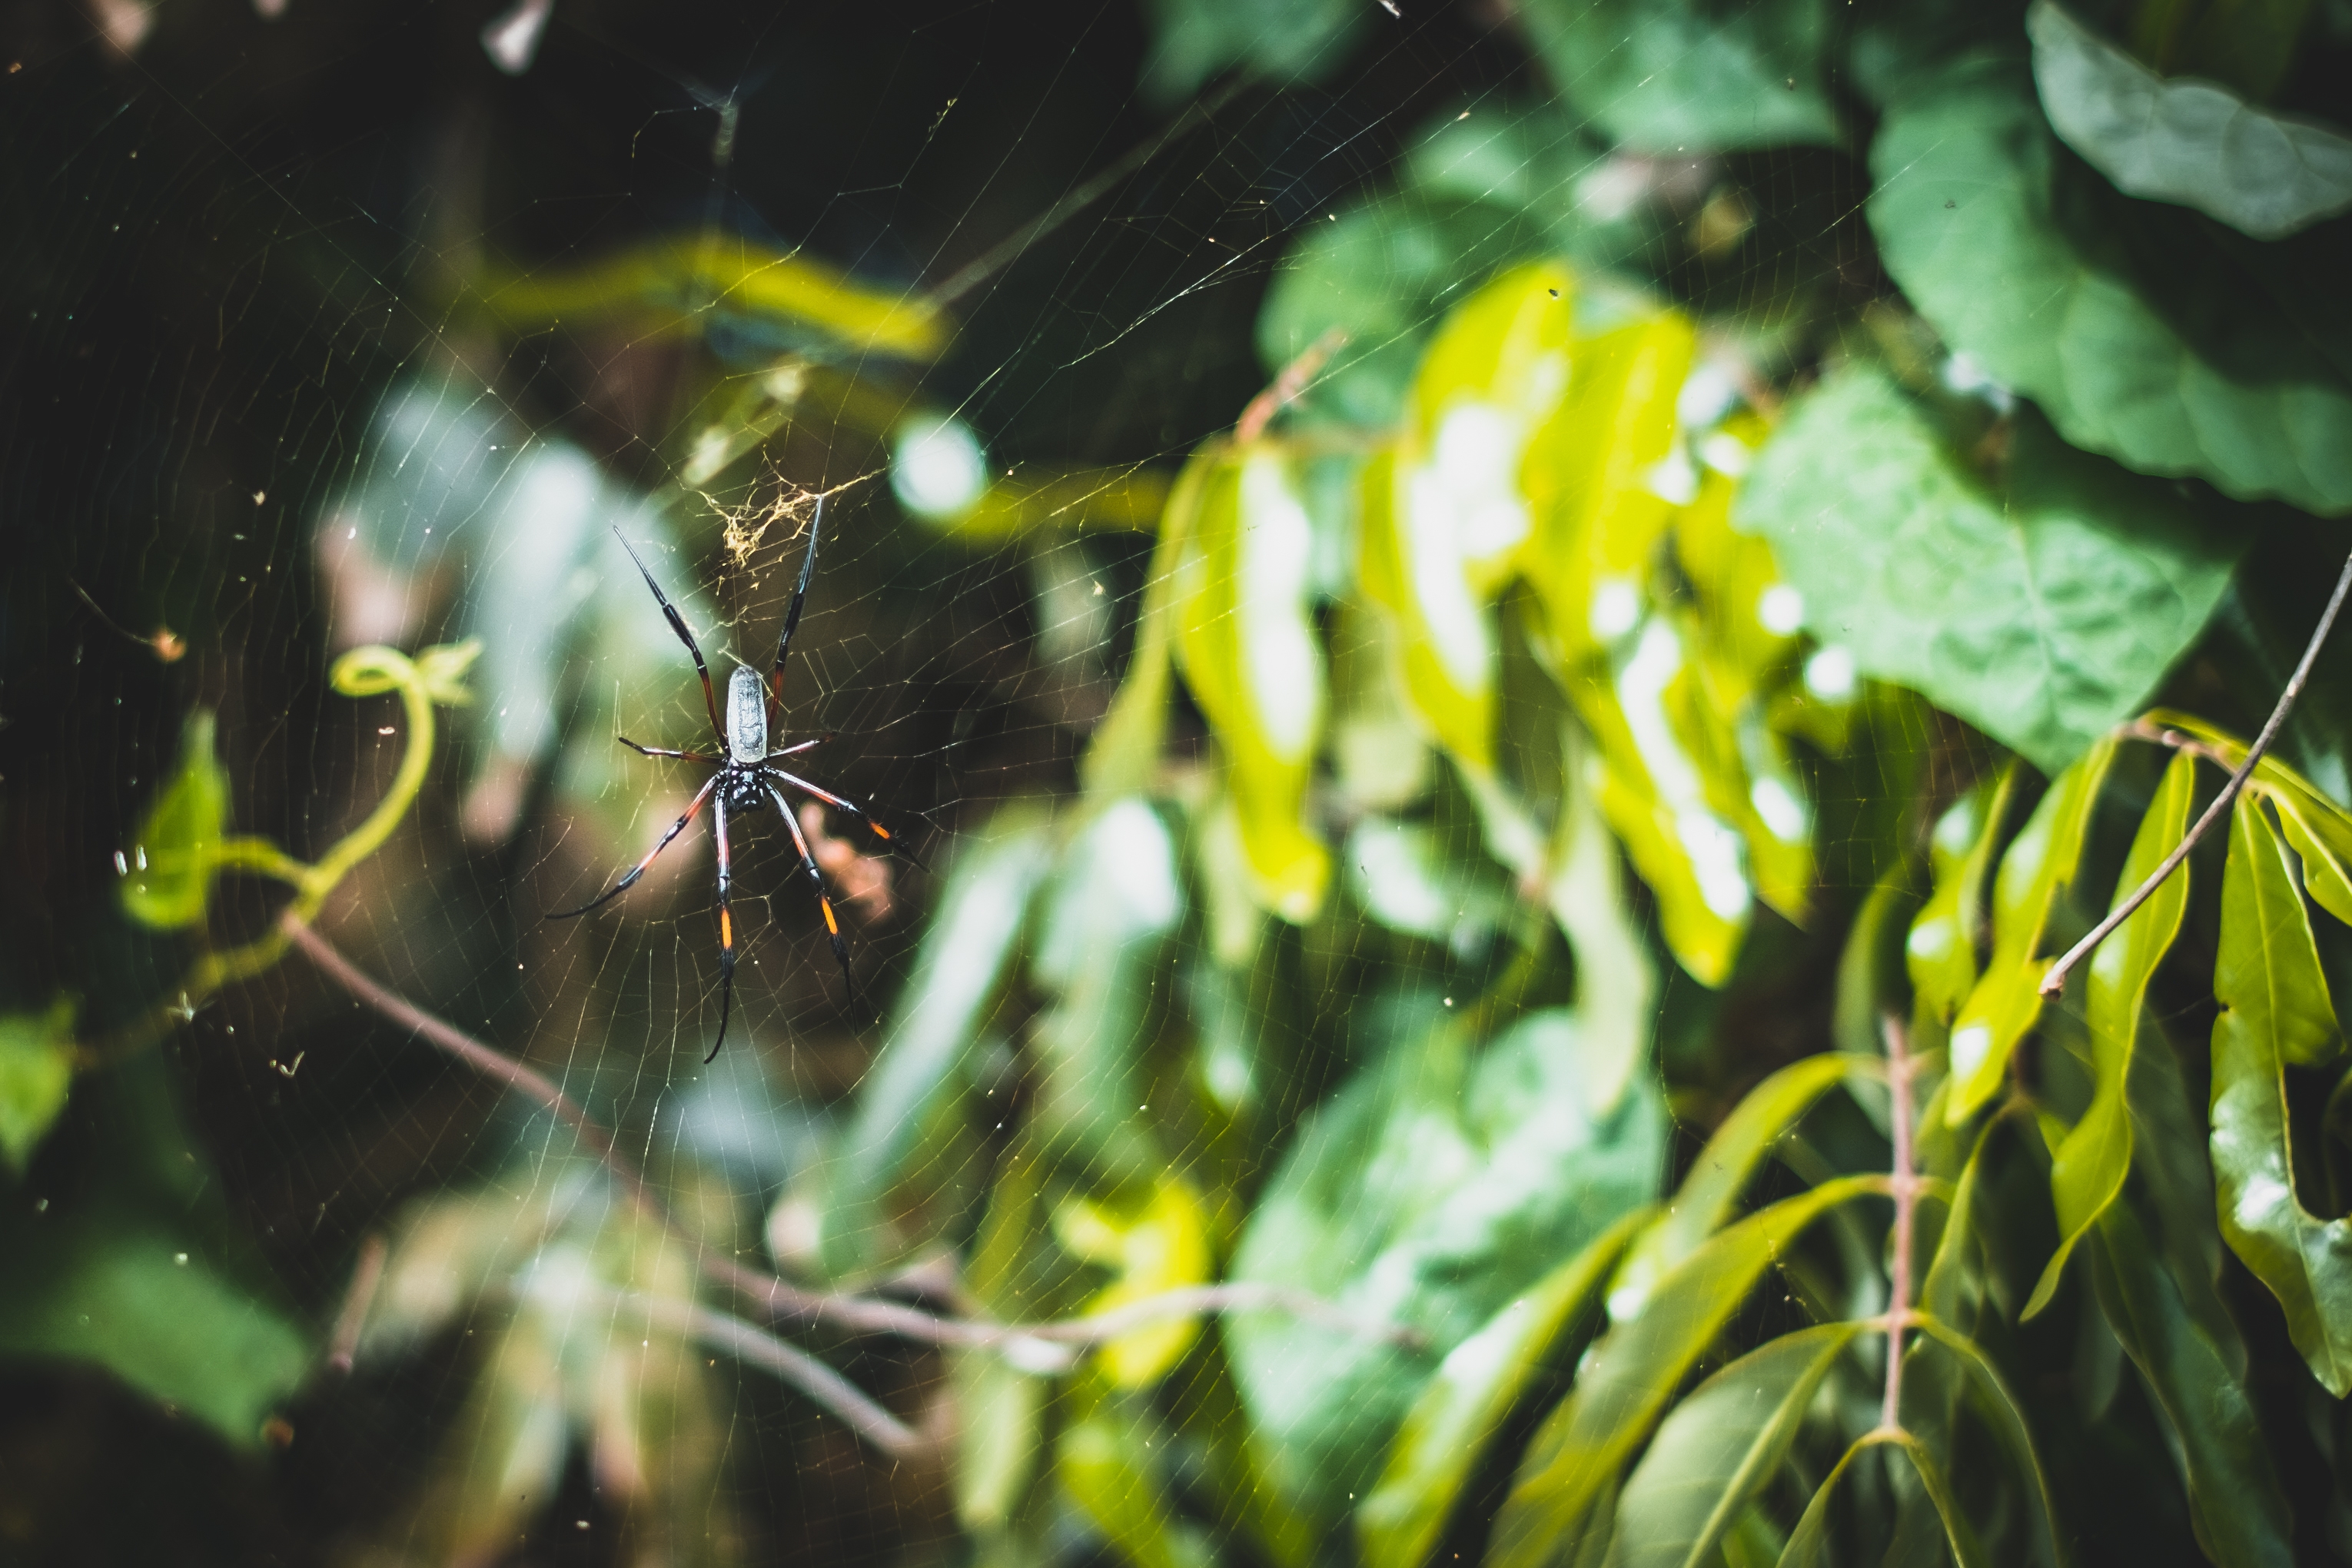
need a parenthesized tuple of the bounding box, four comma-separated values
(1235, 327, 1347, 444)
(1882, 1014, 1918, 1431)
(282, 916, 1404, 1367)
(2041, 547, 2352, 998)
(326, 1232, 388, 1374)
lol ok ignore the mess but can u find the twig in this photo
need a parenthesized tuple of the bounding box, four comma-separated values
(1235, 327, 1347, 444)
(2040, 547, 2352, 997)
(282, 917, 1405, 1364)
(596, 1287, 922, 1457)
(1882, 1014, 1918, 1430)
(326, 1232, 388, 1374)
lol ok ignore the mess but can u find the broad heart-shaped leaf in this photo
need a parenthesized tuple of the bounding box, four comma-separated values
(0, 996, 75, 1177)
(1172, 442, 1331, 920)
(2028, 1, 2352, 241)
(1224, 1005, 1666, 1520)
(1736, 363, 2241, 776)
(1483, 1174, 1885, 1568)
(2026, 748, 2195, 1317)
(2210, 792, 2352, 1394)
(1608, 1051, 1869, 1320)
(121, 709, 229, 930)
(1257, 194, 1543, 431)
(1945, 736, 2118, 1122)
(1357, 1206, 1651, 1568)
(816, 804, 1055, 1277)
(2090, 1196, 2294, 1568)
(1513, 0, 1839, 154)
(1609, 1321, 1869, 1568)
(1868, 49, 2352, 515)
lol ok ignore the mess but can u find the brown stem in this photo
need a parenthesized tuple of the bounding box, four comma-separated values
(1882, 1014, 1917, 1431)
(2041, 547, 2352, 998)
(1236, 327, 1347, 444)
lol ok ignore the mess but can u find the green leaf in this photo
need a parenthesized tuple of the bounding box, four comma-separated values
(816, 803, 1057, 1276)
(1905, 1321, 2067, 1566)
(121, 710, 230, 930)
(1610, 1321, 1869, 1568)
(1226, 1006, 1666, 1520)
(1867, 51, 2352, 515)
(2026, 748, 2195, 1317)
(1485, 1174, 1886, 1568)
(1946, 736, 2119, 1122)
(1257, 195, 1539, 431)
(1138, 0, 1369, 105)
(1736, 364, 2241, 775)
(1513, 0, 1839, 154)
(1907, 766, 2017, 1028)
(954, 1350, 1048, 1532)
(2028, 0, 2352, 241)
(2089, 1198, 2294, 1568)
(1059, 1393, 1212, 1568)
(2210, 791, 2352, 1393)
(2274, 787, 2352, 929)
(0, 1061, 308, 1447)
(0, 997, 75, 1177)
(1357, 1206, 1650, 1568)
(1173, 444, 1332, 919)
(1345, 816, 1514, 955)
(1610, 1052, 1869, 1320)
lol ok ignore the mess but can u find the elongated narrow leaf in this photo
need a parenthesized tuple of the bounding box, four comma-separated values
(1908, 767, 2017, 1027)
(121, 710, 229, 930)
(2027, 749, 2195, 1317)
(1486, 1175, 1886, 1568)
(0, 997, 75, 1177)
(1905, 1321, 2066, 1566)
(1610, 1052, 1867, 1319)
(2090, 1198, 2294, 1568)
(1869, 51, 2352, 516)
(1357, 1207, 1650, 1568)
(1947, 736, 2118, 1121)
(2028, 0, 2352, 241)
(1059, 1397, 1211, 1568)
(1611, 1321, 1867, 1568)
(2274, 789, 2352, 929)
(1174, 443, 1331, 919)
(2210, 792, 2352, 1394)
(1769, 1428, 1883, 1568)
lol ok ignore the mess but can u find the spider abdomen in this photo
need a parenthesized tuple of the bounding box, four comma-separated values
(726, 664, 769, 764)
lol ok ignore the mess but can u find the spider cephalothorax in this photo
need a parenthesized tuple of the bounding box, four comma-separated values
(549, 497, 904, 1060)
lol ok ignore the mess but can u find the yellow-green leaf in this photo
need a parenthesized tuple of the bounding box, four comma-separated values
(1173, 443, 1330, 920)
(0, 997, 75, 1177)
(1058, 1393, 1212, 1568)
(1055, 1174, 1214, 1389)
(2211, 792, 2352, 1394)
(1359, 442, 1500, 776)
(121, 710, 230, 931)
(1948, 735, 2118, 1122)
(1907, 766, 2017, 1028)
(2026, 749, 2195, 1318)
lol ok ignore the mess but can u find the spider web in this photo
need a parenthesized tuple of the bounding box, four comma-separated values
(0, 0, 1902, 1561)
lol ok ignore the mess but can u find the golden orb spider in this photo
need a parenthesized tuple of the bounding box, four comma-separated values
(550, 497, 906, 1060)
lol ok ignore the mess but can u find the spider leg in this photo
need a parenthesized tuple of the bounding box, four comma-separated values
(769, 779, 856, 1002)
(618, 736, 719, 762)
(613, 526, 727, 746)
(706, 791, 737, 1062)
(545, 773, 717, 919)
(762, 733, 832, 761)
(766, 492, 825, 726)
(769, 767, 929, 872)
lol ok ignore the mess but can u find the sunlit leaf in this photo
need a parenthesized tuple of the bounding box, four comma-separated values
(2089, 1198, 2294, 1568)
(1055, 1174, 1214, 1388)
(1227, 1006, 1666, 1519)
(121, 710, 229, 930)
(1357, 1206, 1651, 1568)
(1485, 1174, 1885, 1568)
(1869, 51, 2352, 515)
(1736, 364, 2241, 774)
(954, 1349, 1048, 1532)
(1609, 1051, 1867, 1321)
(1907, 767, 2017, 1028)
(1059, 1390, 1213, 1568)
(2210, 792, 2352, 1394)
(1946, 736, 2118, 1122)
(1344, 815, 1513, 956)
(818, 804, 1057, 1276)
(1537, 743, 1655, 1117)
(1173, 443, 1331, 920)
(2028, 0, 2352, 241)
(2026, 749, 2194, 1317)
(1513, 0, 1839, 154)
(0, 997, 75, 1178)
(1610, 1320, 1868, 1568)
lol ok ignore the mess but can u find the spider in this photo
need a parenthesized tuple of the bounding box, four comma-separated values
(550, 496, 905, 1060)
